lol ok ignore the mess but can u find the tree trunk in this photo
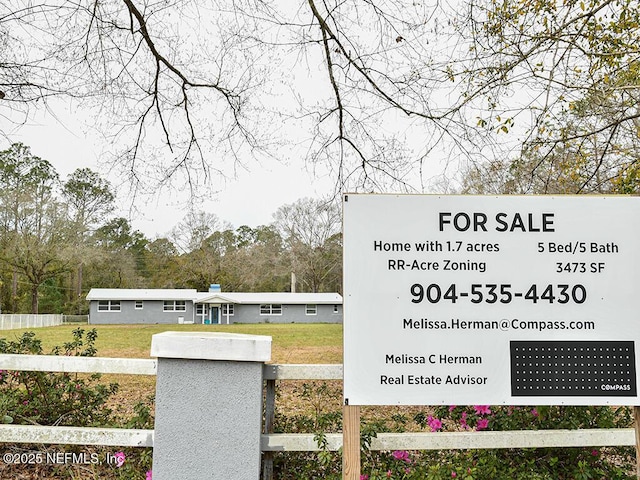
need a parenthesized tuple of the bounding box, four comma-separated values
(12, 270, 18, 313)
(77, 264, 83, 314)
(31, 285, 39, 314)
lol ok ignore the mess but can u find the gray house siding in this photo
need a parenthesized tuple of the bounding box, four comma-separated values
(86, 289, 343, 324)
(89, 300, 196, 325)
(228, 304, 342, 324)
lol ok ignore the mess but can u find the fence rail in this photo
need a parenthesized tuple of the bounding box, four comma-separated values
(1, 425, 633, 452)
(0, 354, 635, 454)
(0, 425, 153, 447)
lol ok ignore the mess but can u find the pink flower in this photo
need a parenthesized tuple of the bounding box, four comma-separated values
(392, 450, 411, 462)
(114, 451, 126, 468)
(146, 471, 153, 480)
(473, 405, 491, 415)
(591, 450, 599, 456)
(476, 418, 489, 430)
(448, 405, 456, 412)
(386, 470, 392, 478)
(360, 475, 369, 480)
(460, 411, 469, 430)
(427, 415, 442, 431)
(531, 408, 539, 417)
(451, 472, 457, 478)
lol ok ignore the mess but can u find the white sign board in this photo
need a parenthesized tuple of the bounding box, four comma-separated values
(343, 194, 640, 406)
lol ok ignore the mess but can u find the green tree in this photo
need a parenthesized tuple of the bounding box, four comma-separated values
(62, 168, 115, 311)
(225, 225, 290, 292)
(62, 168, 115, 236)
(144, 237, 181, 288)
(89, 217, 148, 288)
(0, 143, 69, 313)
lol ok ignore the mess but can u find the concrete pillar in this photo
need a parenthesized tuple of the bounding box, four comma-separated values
(150, 332, 272, 480)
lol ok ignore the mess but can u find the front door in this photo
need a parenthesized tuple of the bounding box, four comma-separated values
(210, 307, 220, 325)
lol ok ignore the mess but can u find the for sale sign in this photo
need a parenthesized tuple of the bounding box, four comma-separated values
(342, 194, 640, 406)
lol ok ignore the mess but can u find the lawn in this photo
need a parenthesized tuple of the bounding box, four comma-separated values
(0, 323, 344, 363)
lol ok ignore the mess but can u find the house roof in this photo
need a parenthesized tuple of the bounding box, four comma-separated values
(86, 288, 343, 304)
(86, 288, 198, 301)
(196, 292, 342, 304)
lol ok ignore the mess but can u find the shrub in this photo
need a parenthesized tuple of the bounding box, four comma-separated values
(0, 328, 118, 426)
(0, 328, 153, 479)
(271, 381, 636, 480)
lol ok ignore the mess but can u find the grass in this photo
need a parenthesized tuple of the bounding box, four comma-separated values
(0, 323, 344, 363)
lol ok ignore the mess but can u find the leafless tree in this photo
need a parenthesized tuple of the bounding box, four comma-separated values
(2, 0, 638, 196)
(274, 196, 341, 292)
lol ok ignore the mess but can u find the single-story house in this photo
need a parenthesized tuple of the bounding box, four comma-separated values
(86, 285, 343, 325)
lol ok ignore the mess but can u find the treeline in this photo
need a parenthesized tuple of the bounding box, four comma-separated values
(0, 144, 342, 314)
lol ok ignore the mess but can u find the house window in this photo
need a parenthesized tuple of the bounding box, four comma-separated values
(97, 300, 120, 312)
(222, 304, 234, 316)
(135, 300, 144, 310)
(164, 300, 186, 312)
(260, 304, 282, 315)
(305, 304, 317, 315)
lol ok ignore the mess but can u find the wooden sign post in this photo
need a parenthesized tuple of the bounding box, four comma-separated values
(342, 404, 361, 480)
(635, 406, 640, 478)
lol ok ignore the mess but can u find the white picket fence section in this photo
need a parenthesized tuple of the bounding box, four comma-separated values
(0, 354, 636, 453)
(0, 314, 64, 330)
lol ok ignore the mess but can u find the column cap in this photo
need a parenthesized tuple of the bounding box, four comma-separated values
(151, 332, 272, 362)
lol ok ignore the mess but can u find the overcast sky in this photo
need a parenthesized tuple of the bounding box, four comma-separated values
(3, 101, 336, 239)
(0, 2, 459, 239)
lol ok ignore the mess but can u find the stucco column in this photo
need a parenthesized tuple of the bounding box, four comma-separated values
(150, 332, 272, 480)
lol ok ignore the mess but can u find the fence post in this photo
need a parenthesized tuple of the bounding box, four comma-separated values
(150, 331, 272, 480)
(262, 378, 276, 480)
(635, 406, 639, 478)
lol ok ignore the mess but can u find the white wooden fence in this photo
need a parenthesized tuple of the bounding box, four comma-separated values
(0, 355, 636, 476)
(0, 315, 64, 330)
